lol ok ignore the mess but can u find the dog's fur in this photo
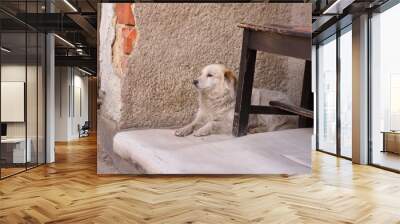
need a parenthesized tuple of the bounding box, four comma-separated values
(175, 64, 293, 137)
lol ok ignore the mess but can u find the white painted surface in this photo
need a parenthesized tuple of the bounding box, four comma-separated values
(46, 32, 56, 163)
(55, 67, 89, 141)
(113, 128, 312, 174)
(54, 67, 69, 141)
(1, 82, 25, 122)
(1, 138, 32, 163)
(1, 61, 46, 164)
(1, 65, 32, 138)
(72, 74, 89, 138)
(352, 15, 369, 164)
(12, 138, 31, 163)
(312, 45, 317, 150)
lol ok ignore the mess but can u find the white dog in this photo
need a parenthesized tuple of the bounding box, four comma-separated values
(175, 64, 294, 137)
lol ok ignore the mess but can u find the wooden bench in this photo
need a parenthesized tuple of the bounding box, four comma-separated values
(233, 23, 312, 137)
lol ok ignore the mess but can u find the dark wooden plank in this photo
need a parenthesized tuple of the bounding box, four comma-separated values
(299, 60, 313, 128)
(248, 30, 311, 60)
(269, 101, 313, 119)
(238, 23, 311, 38)
(233, 29, 257, 137)
(250, 106, 295, 115)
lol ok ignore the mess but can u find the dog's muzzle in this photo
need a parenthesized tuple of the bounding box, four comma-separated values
(193, 80, 199, 86)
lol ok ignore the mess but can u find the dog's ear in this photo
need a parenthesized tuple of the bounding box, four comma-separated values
(224, 69, 237, 98)
(224, 69, 237, 88)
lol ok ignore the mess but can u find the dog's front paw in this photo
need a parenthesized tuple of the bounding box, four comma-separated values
(193, 129, 210, 137)
(247, 128, 258, 134)
(248, 127, 268, 134)
(175, 126, 193, 137)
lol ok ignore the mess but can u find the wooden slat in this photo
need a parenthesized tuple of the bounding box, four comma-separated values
(247, 30, 311, 60)
(238, 23, 311, 38)
(250, 105, 295, 115)
(270, 101, 313, 119)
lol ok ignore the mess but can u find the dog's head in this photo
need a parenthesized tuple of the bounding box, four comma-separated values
(193, 64, 237, 97)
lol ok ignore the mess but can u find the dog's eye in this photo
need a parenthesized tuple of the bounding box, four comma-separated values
(207, 74, 213, 77)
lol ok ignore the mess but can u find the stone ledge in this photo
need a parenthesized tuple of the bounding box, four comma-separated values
(113, 128, 312, 174)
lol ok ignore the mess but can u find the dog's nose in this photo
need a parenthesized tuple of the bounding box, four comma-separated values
(193, 80, 199, 86)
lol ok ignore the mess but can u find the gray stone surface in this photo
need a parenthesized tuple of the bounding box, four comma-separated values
(113, 128, 312, 174)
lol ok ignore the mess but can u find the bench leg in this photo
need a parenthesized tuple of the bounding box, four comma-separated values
(299, 60, 313, 128)
(233, 29, 257, 137)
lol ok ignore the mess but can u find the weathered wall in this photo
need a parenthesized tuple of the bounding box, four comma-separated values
(98, 3, 121, 123)
(99, 3, 311, 129)
(287, 4, 312, 106)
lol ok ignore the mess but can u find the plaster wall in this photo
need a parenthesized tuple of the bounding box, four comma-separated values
(98, 3, 121, 123)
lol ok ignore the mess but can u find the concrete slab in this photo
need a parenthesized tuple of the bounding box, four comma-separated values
(113, 128, 312, 174)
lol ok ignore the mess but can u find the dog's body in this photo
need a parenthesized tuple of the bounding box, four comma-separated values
(175, 64, 294, 137)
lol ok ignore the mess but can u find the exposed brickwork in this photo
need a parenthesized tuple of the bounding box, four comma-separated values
(112, 3, 137, 77)
(122, 27, 137, 55)
(115, 3, 135, 25)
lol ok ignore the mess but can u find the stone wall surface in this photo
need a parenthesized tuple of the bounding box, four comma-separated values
(287, 4, 312, 107)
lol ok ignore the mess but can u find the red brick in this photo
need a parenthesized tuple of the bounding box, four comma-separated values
(122, 27, 137, 54)
(115, 3, 135, 25)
